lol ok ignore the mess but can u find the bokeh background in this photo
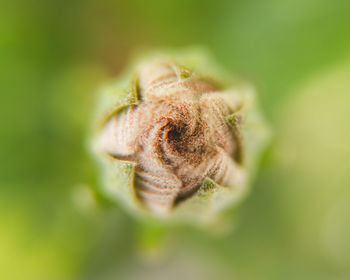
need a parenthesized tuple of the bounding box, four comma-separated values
(1, 0, 350, 279)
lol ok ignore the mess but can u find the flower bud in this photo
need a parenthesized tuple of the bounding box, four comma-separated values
(91, 49, 269, 224)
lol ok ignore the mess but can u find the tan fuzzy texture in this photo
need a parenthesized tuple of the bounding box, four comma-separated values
(97, 60, 245, 215)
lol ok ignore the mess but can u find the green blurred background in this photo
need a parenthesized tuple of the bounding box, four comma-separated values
(1, 0, 350, 279)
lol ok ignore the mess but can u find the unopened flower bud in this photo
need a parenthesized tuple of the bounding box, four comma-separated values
(91, 49, 269, 223)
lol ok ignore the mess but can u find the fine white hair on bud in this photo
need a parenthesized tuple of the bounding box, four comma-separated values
(92, 50, 269, 221)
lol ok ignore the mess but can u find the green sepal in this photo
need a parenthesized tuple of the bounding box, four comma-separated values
(95, 76, 139, 130)
(96, 154, 143, 214)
